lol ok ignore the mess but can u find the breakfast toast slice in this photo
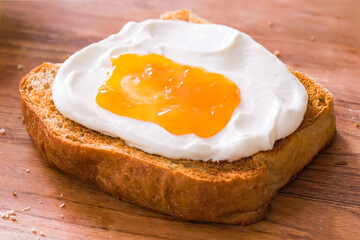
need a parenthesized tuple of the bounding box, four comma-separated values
(19, 10, 336, 225)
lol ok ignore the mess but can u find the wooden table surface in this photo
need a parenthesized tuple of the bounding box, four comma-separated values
(1, 0, 359, 239)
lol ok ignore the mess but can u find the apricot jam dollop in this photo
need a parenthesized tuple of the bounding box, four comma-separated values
(96, 54, 240, 138)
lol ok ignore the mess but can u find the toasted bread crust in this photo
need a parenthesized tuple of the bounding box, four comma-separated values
(18, 11, 336, 224)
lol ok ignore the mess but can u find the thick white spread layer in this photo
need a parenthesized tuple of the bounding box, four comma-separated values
(52, 19, 308, 161)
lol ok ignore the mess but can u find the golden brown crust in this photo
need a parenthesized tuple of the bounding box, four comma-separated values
(18, 11, 336, 224)
(160, 9, 209, 24)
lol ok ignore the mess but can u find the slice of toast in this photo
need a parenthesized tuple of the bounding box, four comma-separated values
(19, 10, 336, 225)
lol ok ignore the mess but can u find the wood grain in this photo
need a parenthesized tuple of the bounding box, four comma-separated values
(0, 0, 359, 239)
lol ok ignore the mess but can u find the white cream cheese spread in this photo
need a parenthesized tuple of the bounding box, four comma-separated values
(52, 19, 308, 161)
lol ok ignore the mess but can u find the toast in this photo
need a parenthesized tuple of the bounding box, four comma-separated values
(19, 10, 336, 225)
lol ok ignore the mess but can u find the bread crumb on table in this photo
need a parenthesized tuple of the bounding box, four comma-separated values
(273, 50, 280, 56)
(60, 193, 64, 197)
(31, 228, 37, 234)
(39, 231, 46, 237)
(1, 209, 16, 220)
(267, 20, 273, 27)
(355, 122, 359, 127)
(39, 200, 43, 204)
(0, 128, 5, 135)
(12, 192, 17, 197)
(26, 169, 30, 173)
(310, 36, 315, 41)
(22, 206, 31, 211)
(8, 209, 15, 216)
(60, 202, 66, 208)
(17, 64, 24, 70)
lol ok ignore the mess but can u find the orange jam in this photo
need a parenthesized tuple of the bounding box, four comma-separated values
(96, 54, 241, 138)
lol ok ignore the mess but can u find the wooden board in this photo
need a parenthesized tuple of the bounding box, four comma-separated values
(0, 0, 359, 239)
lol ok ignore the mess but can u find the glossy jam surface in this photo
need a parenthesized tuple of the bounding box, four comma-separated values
(96, 54, 240, 138)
